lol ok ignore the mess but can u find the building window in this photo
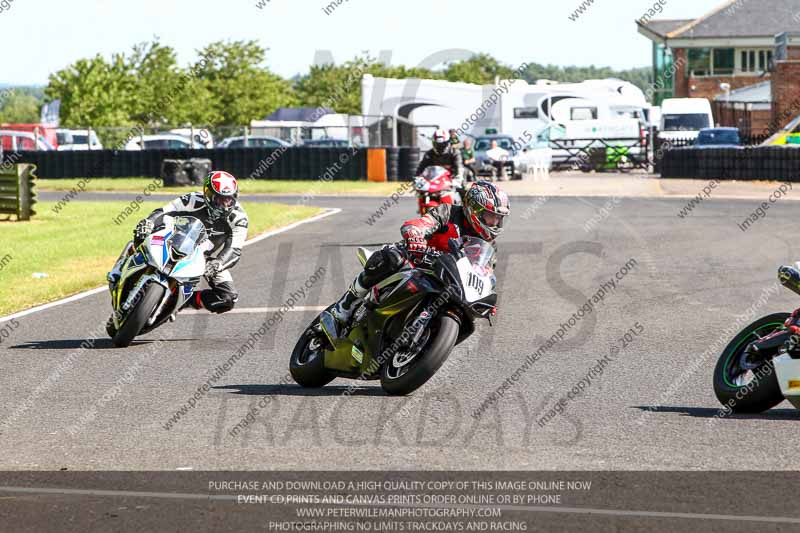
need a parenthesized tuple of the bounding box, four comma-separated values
(688, 48, 711, 76)
(688, 48, 736, 76)
(514, 107, 539, 119)
(738, 48, 772, 73)
(713, 49, 734, 75)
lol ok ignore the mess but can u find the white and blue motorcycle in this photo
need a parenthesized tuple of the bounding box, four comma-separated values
(108, 216, 211, 348)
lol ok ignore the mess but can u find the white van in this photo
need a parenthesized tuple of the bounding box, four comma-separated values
(658, 98, 714, 141)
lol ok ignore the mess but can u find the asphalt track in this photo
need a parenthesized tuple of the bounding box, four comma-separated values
(3, 191, 800, 529)
(6, 190, 800, 470)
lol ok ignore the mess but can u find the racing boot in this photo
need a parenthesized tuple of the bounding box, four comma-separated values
(320, 278, 368, 345)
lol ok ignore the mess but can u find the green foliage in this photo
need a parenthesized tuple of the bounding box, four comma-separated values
(520, 63, 653, 96)
(36, 41, 654, 137)
(0, 90, 40, 123)
(443, 53, 514, 85)
(44, 39, 293, 142)
(193, 40, 296, 126)
(294, 55, 441, 115)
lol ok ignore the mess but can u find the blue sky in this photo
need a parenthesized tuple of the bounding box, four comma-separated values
(0, 0, 725, 85)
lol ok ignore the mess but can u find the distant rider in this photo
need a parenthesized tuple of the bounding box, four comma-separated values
(417, 128, 464, 180)
(107, 171, 248, 318)
(322, 181, 510, 341)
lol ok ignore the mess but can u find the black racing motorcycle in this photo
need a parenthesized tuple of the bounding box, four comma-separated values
(290, 237, 498, 395)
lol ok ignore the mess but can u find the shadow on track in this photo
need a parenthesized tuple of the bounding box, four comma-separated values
(634, 405, 800, 420)
(215, 384, 386, 397)
(7, 338, 198, 350)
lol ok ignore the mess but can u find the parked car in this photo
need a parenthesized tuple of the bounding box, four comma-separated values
(0, 123, 58, 149)
(124, 134, 205, 151)
(216, 136, 291, 149)
(695, 127, 741, 148)
(658, 98, 714, 142)
(472, 134, 522, 179)
(168, 128, 214, 149)
(56, 128, 103, 150)
(0, 130, 54, 151)
(301, 138, 350, 148)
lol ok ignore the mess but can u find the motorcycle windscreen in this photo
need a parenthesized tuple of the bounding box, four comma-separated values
(458, 237, 496, 303)
(168, 217, 208, 258)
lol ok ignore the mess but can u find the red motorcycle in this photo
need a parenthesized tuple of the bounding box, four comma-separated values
(413, 166, 461, 215)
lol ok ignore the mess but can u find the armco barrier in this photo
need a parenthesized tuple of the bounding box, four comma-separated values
(661, 146, 800, 181)
(0, 163, 37, 220)
(0, 147, 371, 181)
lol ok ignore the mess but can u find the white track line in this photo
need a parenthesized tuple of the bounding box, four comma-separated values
(0, 208, 341, 324)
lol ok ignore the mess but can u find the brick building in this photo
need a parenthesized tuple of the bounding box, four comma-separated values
(637, 0, 800, 137)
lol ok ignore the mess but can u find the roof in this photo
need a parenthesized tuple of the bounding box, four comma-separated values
(264, 107, 334, 122)
(639, 19, 693, 38)
(713, 81, 771, 102)
(640, 0, 800, 39)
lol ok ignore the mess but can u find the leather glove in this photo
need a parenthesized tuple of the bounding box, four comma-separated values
(405, 234, 428, 262)
(204, 259, 222, 280)
(133, 219, 154, 243)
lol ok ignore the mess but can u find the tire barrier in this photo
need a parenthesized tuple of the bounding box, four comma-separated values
(161, 158, 211, 186)
(661, 146, 800, 181)
(385, 147, 400, 182)
(0, 148, 371, 181)
(398, 147, 421, 180)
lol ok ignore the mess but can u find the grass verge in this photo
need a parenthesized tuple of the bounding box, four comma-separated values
(0, 201, 323, 316)
(39, 178, 407, 196)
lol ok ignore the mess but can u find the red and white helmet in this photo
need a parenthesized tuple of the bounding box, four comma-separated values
(203, 171, 239, 220)
(463, 181, 510, 240)
(432, 128, 449, 154)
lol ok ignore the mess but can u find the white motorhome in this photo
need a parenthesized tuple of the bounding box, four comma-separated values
(658, 98, 714, 141)
(361, 75, 651, 157)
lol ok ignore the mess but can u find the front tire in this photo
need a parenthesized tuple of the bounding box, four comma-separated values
(290, 324, 335, 388)
(112, 283, 166, 348)
(713, 313, 788, 414)
(380, 315, 459, 396)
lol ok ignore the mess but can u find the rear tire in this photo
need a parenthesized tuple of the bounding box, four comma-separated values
(290, 324, 335, 388)
(112, 283, 166, 348)
(713, 313, 788, 414)
(380, 315, 459, 396)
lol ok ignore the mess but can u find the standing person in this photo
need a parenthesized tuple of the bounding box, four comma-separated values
(449, 129, 461, 149)
(461, 138, 478, 182)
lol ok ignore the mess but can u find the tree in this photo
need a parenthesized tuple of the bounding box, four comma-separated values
(0, 91, 40, 123)
(294, 55, 441, 115)
(45, 54, 136, 131)
(192, 40, 296, 126)
(520, 63, 653, 96)
(443, 54, 514, 85)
